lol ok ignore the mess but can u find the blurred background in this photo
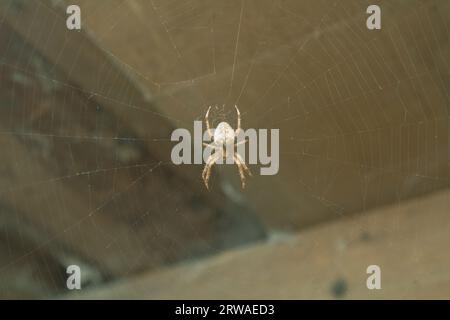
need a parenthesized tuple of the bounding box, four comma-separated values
(0, 0, 449, 299)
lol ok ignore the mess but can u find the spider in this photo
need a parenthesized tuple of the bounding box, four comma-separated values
(202, 105, 252, 190)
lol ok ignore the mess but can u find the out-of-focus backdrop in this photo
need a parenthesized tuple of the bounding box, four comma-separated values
(0, 0, 449, 299)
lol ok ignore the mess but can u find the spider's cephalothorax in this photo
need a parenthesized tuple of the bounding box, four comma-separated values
(202, 105, 252, 190)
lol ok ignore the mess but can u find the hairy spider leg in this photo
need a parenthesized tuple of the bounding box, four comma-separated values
(233, 153, 250, 189)
(234, 105, 242, 135)
(202, 151, 221, 189)
(235, 152, 252, 177)
(205, 106, 214, 139)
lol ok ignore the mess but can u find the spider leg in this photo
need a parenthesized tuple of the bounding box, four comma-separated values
(235, 152, 252, 177)
(234, 138, 248, 147)
(234, 105, 241, 130)
(202, 152, 221, 190)
(203, 142, 221, 150)
(205, 106, 213, 139)
(233, 153, 251, 189)
(234, 105, 242, 135)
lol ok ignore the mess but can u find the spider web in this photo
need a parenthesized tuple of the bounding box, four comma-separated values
(0, 0, 448, 298)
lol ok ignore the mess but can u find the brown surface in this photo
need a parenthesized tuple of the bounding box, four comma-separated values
(73, 189, 450, 299)
(1, 0, 448, 233)
(0, 5, 264, 297)
(43, 0, 450, 228)
(0, 0, 448, 299)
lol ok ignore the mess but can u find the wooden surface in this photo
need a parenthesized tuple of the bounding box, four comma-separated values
(73, 189, 450, 299)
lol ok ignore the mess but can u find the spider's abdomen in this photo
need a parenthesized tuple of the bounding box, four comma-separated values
(214, 122, 235, 145)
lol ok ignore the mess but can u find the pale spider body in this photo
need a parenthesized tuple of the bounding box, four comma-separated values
(202, 105, 252, 190)
(213, 122, 235, 146)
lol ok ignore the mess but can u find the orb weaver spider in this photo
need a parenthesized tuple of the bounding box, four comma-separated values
(202, 105, 252, 189)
